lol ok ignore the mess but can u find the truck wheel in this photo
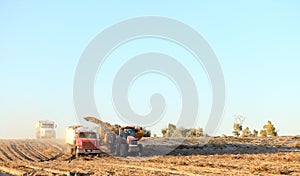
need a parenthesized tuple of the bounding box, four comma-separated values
(120, 144, 128, 157)
(71, 148, 75, 155)
(75, 152, 80, 158)
(67, 145, 74, 155)
(138, 144, 143, 156)
(73, 147, 79, 158)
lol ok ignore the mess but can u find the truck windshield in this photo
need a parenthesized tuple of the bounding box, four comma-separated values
(41, 124, 54, 128)
(79, 132, 97, 139)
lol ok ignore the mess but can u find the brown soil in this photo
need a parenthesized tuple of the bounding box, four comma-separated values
(0, 136, 299, 175)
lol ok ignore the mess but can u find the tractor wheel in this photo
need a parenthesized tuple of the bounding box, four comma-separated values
(120, 144, 128, 157)
(115, 144, 120, 156)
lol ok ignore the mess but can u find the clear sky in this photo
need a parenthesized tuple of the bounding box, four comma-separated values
(0, 1, 299, 138)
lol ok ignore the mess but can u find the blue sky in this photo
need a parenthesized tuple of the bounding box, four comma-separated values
(0, 1, 299, 138)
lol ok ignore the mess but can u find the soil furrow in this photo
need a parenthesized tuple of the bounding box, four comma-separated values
(24, 142, 50, 161)
(10, 143, 34, 162)
(0, 137, 299, 175)
(0, 147, 12, 161)
(1, 143, 23, 161)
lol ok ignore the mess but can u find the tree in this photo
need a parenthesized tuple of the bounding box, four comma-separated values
(171, 129, 184, 138)
(260, 129, 267, 137)
(232, 115, 245, 137)
(187, 128, 196, 137)
(241, 127, 252, 137)
(164, 123, 177, 137)
(263, 120, 278, 137)
(185, 128, 204, 137)
(232, 130, 240, 137)
(233, 123, 243, 137)
(161, 129, 167, 137)
(161, 123, 177, 137)
(252, 129, 258, 137)
(196, 128, 204, 137)
(161, 124, 204, 138)
(168, 123, 176, 131)
(143, 128, 151, 137)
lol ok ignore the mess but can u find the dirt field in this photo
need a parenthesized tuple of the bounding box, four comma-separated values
(0, 136, 299, 175)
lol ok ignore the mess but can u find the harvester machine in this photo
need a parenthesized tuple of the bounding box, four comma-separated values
(84, 116, 143, 157)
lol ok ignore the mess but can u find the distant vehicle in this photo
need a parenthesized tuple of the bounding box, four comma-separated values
(65, 125, 101, 158)
(35, 120, 56, 139)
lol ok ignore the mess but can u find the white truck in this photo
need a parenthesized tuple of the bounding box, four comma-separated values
(65, 125, 101, 157)
(35, 120, 56, 139)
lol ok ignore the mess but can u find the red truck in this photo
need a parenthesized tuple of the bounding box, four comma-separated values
(65, 125, 101, 157)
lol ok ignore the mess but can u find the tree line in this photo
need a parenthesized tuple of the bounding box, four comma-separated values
(233, 119, 278, 137)
(157, 117, 278, 138)
(161, 123, 206, 137)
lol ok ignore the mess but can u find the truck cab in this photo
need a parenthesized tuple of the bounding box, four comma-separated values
(65, 126, 101, 157)
(75, 130, 99, 154)
(35, 120, 56, 139)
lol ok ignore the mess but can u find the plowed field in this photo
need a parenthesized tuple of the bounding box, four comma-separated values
(0, 137, 299, 175)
